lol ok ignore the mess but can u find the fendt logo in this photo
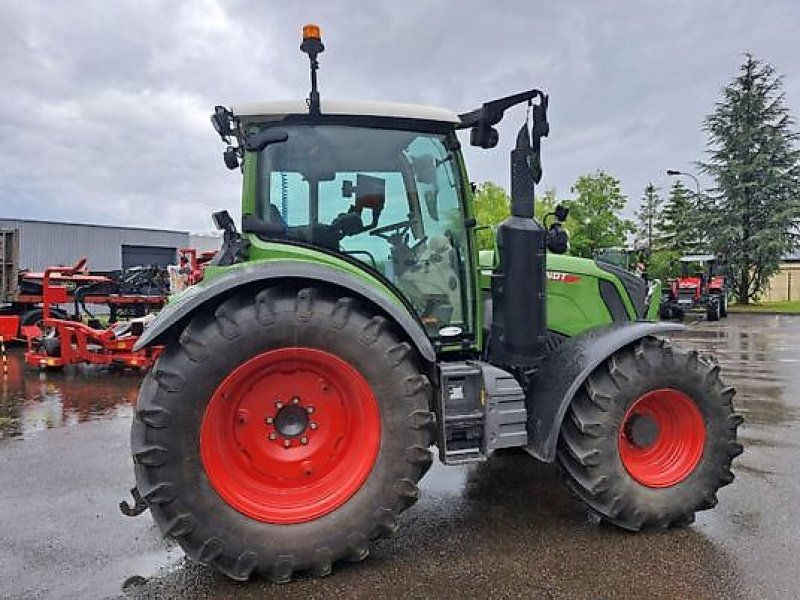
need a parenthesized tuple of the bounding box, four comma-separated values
(547, 271, 581, 283)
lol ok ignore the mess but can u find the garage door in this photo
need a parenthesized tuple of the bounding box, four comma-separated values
(121, 245, 177, 269)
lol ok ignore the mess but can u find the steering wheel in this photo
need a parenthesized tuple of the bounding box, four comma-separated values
(369, 220, 411, 240)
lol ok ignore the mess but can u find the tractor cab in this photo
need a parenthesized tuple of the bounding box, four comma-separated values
(232, 102, 473, 335)
(676, 254, 724, 297)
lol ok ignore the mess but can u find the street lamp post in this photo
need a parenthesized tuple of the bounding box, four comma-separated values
(666, 169, 701, 197)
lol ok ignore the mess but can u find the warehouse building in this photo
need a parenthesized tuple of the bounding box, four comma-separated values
(0, 218, 219, 272)
(764, 251, 800, 302)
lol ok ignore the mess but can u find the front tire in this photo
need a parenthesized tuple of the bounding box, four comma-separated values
(556, 337, 743, 530)
(131, 286, 434, 581)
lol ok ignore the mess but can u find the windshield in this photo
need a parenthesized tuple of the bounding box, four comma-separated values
(255, 125, 473, 338)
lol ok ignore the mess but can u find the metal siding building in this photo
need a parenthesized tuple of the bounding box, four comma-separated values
(0, 218, 189, 272)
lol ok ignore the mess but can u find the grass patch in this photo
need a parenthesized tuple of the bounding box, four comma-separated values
(729, 300, 800, 314)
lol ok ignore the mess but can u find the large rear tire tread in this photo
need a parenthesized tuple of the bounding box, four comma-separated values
(132, 285, 434, 582)
(556, 336, 743, 531)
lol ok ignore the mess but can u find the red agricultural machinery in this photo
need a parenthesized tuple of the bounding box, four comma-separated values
(20, 259, 161, 370)
(659, 254, 729, 321)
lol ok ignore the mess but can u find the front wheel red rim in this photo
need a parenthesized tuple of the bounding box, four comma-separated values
(200, 347, 381, 524)
(618, 388, 706, 488)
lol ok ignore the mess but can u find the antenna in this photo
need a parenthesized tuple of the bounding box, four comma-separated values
(300, 24, 325, 116)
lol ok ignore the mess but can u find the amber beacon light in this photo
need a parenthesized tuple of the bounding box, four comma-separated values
(302, 24, 321, 41)
(300, 23, 325, 116)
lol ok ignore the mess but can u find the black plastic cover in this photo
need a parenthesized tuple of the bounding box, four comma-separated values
(596, 261, 648, 318)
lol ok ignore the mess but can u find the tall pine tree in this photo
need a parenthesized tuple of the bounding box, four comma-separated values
(656, 180, 698, 256)
(634, 183, 662, 258)
(701, 54, 800, 303)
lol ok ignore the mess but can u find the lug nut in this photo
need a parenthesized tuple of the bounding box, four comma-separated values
(275, 401, 283, 409)
(268, 432, 277, 441)
(283, 439, 292, 448)
(300, 436, 308, 445)
(309, 422, 318, 430)
(292, 396, 300, 405)
(306, 406, 315, 414)
(265, 416, 274, 424)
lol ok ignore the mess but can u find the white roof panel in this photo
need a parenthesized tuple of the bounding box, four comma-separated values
(679, 254, 716, 262)
(232, 99, 460, 124)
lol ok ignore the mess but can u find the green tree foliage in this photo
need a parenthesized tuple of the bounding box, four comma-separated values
(566, 170, 634, 258)
(656, 180, 698, 255)
(472, 181, 510, 250)
(701, 54, 800, 303)
(634, 183, 662, 257)
(648, 180, 700, 280)
(471, 175, 634, 259)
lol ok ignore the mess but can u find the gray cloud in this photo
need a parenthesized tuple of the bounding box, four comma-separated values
(2, 0, 799, 230)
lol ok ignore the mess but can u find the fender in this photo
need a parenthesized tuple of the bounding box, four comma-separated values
(525, 321, 685, 462)
(133, 261, 436, 362)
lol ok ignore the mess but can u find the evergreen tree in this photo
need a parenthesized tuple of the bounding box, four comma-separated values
(657, 181, 699, 253)
(701, 54, 800, 303)
(649, 180, 699, 280)
(634, 183, 662, 258)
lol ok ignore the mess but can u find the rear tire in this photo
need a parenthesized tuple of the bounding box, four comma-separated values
(131, 286, 434, 581)
(706, 297, 721, 322)
(720, 294, 728, 318)
(556, 337, 743, 530)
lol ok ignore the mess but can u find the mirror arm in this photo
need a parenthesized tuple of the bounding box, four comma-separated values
(457, 88, 547, 130)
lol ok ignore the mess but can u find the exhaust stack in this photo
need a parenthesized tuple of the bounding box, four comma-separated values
(490, 99, 549, 371)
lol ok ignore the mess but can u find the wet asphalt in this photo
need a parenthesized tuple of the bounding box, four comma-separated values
(0, 313, 798, 599)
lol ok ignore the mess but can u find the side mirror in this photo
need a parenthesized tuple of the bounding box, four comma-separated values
(212, 210, 236, 233)
(470, 124, 499, 149)
(210, 106, 234, 141)
(244, 128, 289, 152)
(546, 222, 569, 254)
(223, 146, 239, 170)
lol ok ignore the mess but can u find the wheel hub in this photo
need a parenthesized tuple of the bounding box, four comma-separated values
(273, 403, 310, 438)
(200, 347, 381, 524)
(618, 388, 706, 488)
(624, 413, 660, 448)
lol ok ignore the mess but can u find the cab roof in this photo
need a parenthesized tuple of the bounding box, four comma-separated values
(232, 99, 461, 125)
(679, 254, 716, 262)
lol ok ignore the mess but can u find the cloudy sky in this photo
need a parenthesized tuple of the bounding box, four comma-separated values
(2, 1, 800, 232)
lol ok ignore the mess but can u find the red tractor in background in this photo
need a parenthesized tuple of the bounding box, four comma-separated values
(660, 254, 729, 321)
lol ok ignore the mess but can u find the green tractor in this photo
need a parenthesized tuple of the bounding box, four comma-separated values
(126, 26, 742, 582)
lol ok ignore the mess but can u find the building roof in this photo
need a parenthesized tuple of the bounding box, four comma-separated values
(0, 216, 187, 235)
(232, 99, 461, 124)
(784, 250, 800, 262)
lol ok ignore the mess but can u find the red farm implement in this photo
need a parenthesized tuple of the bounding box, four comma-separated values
(23, 260, 161, 370)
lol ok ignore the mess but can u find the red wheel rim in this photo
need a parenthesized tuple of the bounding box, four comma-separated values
(618, 388, 706, 488)
(200, 347, 381, 524)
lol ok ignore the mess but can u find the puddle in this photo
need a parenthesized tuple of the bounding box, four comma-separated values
(0, 347, 141, 441)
